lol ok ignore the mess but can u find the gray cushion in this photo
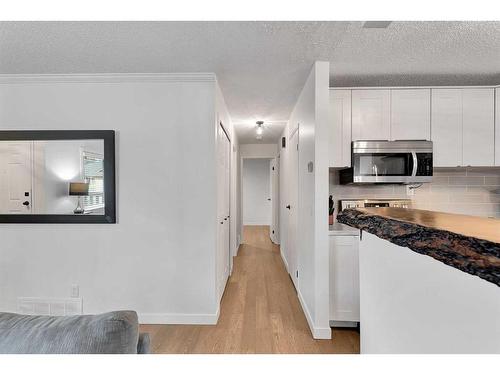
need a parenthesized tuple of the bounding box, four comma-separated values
(0, 310, 141, 354)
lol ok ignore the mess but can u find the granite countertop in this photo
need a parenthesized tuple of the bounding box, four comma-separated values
(337, 207, 500, 287)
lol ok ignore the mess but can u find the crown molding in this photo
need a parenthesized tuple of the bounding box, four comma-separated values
(0, 73, 216, 84)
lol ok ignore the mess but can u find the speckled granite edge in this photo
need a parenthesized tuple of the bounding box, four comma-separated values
(337, 209, 500, 287)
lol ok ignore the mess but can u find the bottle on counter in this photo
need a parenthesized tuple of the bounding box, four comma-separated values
(329, 195, 334, 225)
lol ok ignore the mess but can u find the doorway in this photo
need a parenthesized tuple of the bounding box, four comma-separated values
(241, 156, 280, 245)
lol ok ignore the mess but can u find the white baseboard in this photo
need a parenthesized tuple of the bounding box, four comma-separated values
(138, 307, 220, 325)
(297, 290, 332, 340)
(280, 250, 289, 273)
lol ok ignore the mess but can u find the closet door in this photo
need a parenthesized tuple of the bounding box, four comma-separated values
(391, 89, 431, 141)
(462, 88, 495, 166)
(431, 89, 462, 167)
(352, 89, 390, 141)
(0, 142, 33, 214)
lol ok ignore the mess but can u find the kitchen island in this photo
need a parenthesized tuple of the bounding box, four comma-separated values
(337, 207, 500, 354)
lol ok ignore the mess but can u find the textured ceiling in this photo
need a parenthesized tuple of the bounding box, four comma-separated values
(1, 21, 499, 144)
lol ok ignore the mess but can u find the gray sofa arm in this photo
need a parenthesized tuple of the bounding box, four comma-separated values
(137, 332, 151, 354)
(0, 310, 143, 354)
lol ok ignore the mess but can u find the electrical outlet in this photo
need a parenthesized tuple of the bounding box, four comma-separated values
(406, 185, 415, 196)
(70, 284, 79, 298)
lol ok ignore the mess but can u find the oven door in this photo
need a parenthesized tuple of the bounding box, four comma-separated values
(352, 151, 417, 183)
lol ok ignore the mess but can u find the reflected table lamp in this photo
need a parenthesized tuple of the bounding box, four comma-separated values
(69, 182, 89, 214)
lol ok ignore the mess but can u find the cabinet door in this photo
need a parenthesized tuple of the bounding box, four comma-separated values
(431, 89, 462, 167)
(463, 88, 495, 166)
(496, 88, 500, 166)
(329, 90, 351, 168)
(390, 89, 431, 141)
(352, 89, 390, 141)
(329, 235, 360, 322)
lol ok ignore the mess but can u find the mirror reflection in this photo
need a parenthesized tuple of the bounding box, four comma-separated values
(0, 140, 105, 215)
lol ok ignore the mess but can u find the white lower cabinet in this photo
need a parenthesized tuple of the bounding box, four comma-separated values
(329, 234, 360, 325)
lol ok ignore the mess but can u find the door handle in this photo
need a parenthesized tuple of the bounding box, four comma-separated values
(267, 198, 271, 201)
(22, 201, 30, 206)
(286, 205, 291, 210)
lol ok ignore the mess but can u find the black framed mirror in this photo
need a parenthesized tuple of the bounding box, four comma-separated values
(0, 130, 116, 223)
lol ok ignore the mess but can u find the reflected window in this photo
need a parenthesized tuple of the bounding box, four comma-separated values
(82, 151, 104, 212)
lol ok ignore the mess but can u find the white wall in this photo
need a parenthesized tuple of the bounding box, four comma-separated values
(0, 74, 223, 324)
(240, 143, 277, 159)
(286, 61, 331, 339)
(242, 158, 271, 225)
(360, 232, 500, 353)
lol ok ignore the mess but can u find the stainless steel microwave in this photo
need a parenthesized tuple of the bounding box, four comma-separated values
(339, 140, 433, 184)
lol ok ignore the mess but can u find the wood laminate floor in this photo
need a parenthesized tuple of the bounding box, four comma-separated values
(140, 225, 360, 354)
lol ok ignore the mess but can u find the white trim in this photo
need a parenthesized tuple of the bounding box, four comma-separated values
(280, 249, 289, 273)
(330, 85, 500, 90)
(297, 289, 332, 340)
(0, 73, 216, 84)
(138, 307, 220, 325)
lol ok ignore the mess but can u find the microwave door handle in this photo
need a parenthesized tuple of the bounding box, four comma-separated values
(411, 152, 418, 176)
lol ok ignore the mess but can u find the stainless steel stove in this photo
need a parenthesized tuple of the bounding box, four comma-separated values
(339, 199, 412, 211)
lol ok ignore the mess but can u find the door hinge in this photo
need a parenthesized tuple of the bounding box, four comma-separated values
(272, 230, 274, 234)
(296, 144, 298, 151)
(272, 166, 274, 170)
(296, 270, 298, 278)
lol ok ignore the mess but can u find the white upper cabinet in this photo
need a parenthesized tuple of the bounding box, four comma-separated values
(496, 88, 500, 166)
(390, 89, 431, 141)
(462, 88, 495, 166)
(431, 88, 495, 167)
(329, 90, 351, 168)
(431, 89, 463, 167)
(352, 89, 390, 141)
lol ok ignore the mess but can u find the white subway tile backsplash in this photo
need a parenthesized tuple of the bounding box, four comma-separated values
(330, 167, 500, 219)
(449, 176, 485, 186)
(485, 176, 500, 185)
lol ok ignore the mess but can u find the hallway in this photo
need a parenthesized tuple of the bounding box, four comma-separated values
(140, 225, 360, 353)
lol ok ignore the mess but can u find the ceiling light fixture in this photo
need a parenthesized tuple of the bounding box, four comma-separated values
(256, 121, 264, 136)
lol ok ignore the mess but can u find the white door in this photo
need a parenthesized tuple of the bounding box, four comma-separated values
(288, 127, 299, 289)
(217, 122, 231, 301)
(390, 89, 431, 141)
(329, 89, 352, 168)
(431, 89, 462, 167)
(462, 88, 495, 166)
(0, 141, 33, 214)
(224, 130, 231, 275)
(269, 157, 280, 244)
(352, 89, 391, 141)
(279, 147, 288, 270)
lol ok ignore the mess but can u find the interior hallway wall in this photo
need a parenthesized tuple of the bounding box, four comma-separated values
(0, 74, 223, 324)
(286, 61, 330, 339)
(242, 158, 271, 225)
